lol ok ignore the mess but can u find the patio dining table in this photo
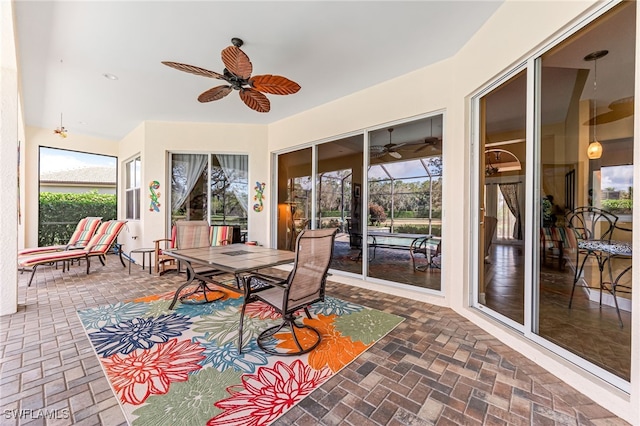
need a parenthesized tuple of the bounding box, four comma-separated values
(367, 232, 434, 270)
(164, 243, 296, 310)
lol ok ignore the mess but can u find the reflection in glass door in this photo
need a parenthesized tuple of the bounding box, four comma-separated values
(536, 2, 633, 382)
(478, 69, 527, 325)
(473, 1, 633, 386)
(367, 115, 443, 291)
(276, 148, 312, 251)
(316, 136, 364, 275)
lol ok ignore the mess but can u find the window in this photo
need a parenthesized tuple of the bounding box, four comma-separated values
(38, 147, 117, 246)
(125, 156, 141, 220)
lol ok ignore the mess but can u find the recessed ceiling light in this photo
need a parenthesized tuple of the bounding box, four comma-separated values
(78, 121, 87, 125)
(103, 73, 118, 80)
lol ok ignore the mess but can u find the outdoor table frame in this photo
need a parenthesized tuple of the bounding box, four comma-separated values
(164, 244, 296, 310)
(367, 232, 434, 270)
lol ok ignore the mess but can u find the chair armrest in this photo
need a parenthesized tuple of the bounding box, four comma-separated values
(245, 272, 287, 295)
(154, 238, 172, 253)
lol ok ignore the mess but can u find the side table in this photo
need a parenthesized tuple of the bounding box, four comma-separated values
(129, 248, 155, 274)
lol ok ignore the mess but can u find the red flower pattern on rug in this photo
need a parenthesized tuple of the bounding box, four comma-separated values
(102, 338, 205, 405)
(208, 359, 332, 426)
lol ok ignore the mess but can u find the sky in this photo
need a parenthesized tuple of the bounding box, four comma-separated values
(39, 147, 116, 174)
(601, 165, 634, 192)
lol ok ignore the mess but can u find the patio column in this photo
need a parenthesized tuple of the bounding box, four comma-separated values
(0, 0, 19, 316)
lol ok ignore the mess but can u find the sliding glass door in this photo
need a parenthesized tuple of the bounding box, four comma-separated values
(170, 153, 248, 228)
(367, 116, 443, 290)
(473, 1, 634, 386)
(275, 113, 444, 292)
(476, 69, 527, 326)
(535, 2, 633, 383)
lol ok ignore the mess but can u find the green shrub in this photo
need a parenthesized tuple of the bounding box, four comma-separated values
(601, 199, 633, 213)
(395, 224, 441, 237)
(39, 191, 117, 246)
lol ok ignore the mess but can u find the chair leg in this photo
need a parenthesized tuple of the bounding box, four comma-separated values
(238, 301, 249, 353)
(257, 313, 321, 356)
(569, 252, 591, 308)
(27, 266, 38, 287)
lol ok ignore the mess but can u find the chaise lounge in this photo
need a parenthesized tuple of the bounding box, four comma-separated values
(18, 220, 127, 286)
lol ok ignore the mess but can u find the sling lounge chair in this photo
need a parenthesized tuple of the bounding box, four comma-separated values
(18, 216, 103, 256)
(18, 220, 127, 286)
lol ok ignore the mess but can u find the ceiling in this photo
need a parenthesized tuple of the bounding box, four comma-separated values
(14, 1, 503, 141)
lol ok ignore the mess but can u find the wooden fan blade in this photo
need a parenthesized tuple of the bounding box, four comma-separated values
(161, 61, 224, 79)
(240, 88, 270, 112)
(250, 75, 301, 95)
(221, 46, 253, 79)
(197, 85, 232, 103)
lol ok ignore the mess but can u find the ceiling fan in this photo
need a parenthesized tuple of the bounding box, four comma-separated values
(412, 135, 442, 153)
(585, 96, 634, 125)
(370, 128, 407, 159)
(162, 38, 301, 113)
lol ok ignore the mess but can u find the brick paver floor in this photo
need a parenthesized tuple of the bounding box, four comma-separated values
(0, 255, 629, 425)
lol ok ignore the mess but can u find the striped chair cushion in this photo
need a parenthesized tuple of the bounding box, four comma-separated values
(68, 217, 103, 246)
(86, 221, 127, 254)
(211, 225, 233, 246)
(18, 216, 103, 256)
(18, 249, 87, 268)
(18, 245, 68, 256)
(175, 220, 211, 249)
(541, 226, 577, 250)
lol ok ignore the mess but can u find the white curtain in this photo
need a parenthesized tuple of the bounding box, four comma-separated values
(215, 154, 248, 213)
(171, 154, 208, 213)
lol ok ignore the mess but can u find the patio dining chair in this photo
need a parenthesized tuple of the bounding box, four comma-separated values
(172, 220, 226, 305)
(238, 228, 338, 355)
(566, 207, 618, 306)
(567, 207, 632, 327)
(18, 216, 102, 256)
(18, 220, 127, 286)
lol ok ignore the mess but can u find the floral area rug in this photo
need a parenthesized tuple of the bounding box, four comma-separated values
(77, 285, 404, 426)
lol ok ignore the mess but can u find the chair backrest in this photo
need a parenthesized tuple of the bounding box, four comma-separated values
(210, 225, 234, 246)
(284, 228, 338, 313)
(68, 217, 102, 246)
(175, 220, 211, 249)
(86, 220, 127, 254)
(566, 207, 617, 242)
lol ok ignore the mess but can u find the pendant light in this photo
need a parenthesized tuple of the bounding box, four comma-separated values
(584, 50, 608, 160)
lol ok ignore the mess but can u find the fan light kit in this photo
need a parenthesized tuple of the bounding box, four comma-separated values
(54, 113, 67, 138)
(162, 37, 301, 112)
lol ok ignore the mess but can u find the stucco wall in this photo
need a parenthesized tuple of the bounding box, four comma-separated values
(122, 121, 270, 255)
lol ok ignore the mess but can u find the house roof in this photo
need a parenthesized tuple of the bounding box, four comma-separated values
(40, 166, 117, 186)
